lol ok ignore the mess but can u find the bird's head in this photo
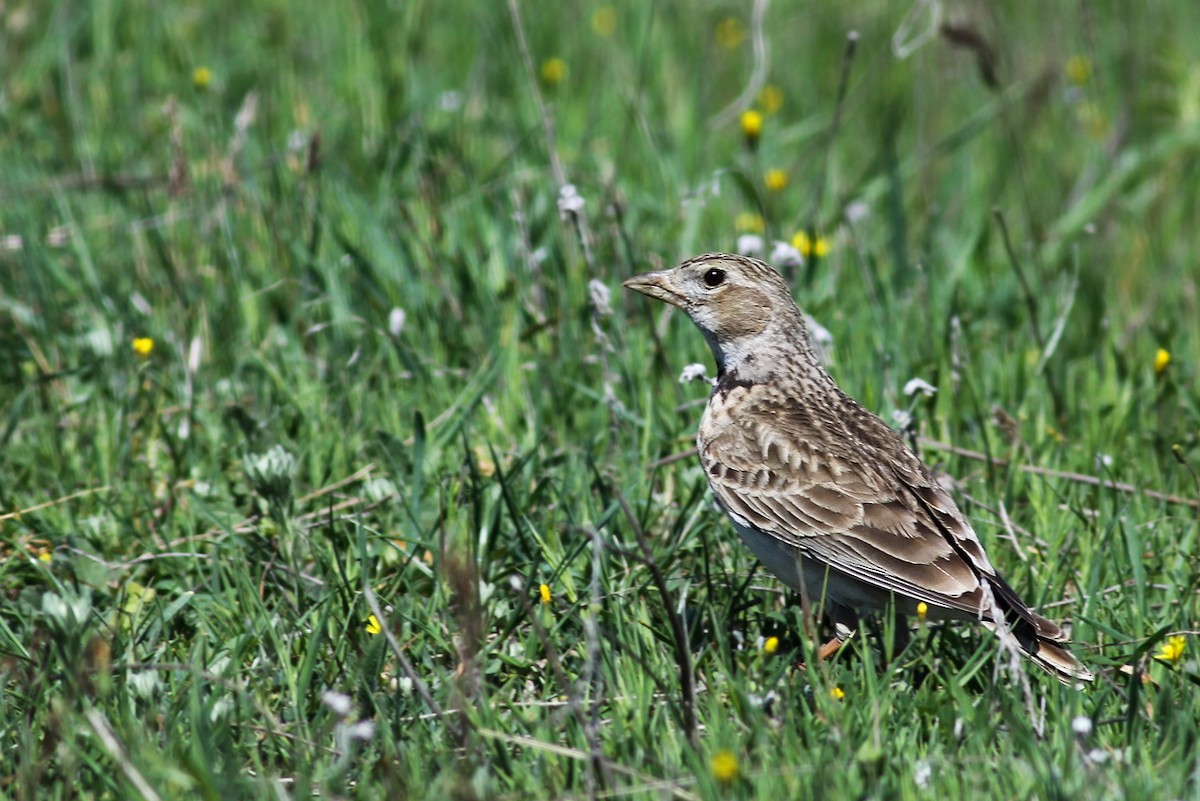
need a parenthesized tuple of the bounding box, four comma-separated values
(623, 253, 810, 376)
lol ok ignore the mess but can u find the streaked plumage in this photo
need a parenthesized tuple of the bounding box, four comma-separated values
(625, 253, 1091, 684)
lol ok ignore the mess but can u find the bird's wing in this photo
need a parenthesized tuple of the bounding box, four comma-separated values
(699, 391, 1009, 619)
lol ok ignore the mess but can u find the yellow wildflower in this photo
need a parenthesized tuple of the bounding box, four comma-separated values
(1154, 348, 1171, 375)
(764, 168, 788, 192)
(763, 636, 779, 655)
(1065, 55, 1092, 85)
(740, 109, 763, 146)
(830, 686, 845, 700)
(1155, 635, 1186, 665)
(132, 338, 154, 358)
(366, 614, 382, 635)
(192, 67, 212, 89)
(539, 583, 552, 604)
(792, 232, 831, 259)
(37, 550, 53, 563)
(916, 601, 928, 622)
(710, 749, 739, 783)
(540, 58, 567, 87)
(715, 17, 746, 49)
(734, 212, 764, 234)
(591, 6, 616, 37)
(759, 84, 783, 114)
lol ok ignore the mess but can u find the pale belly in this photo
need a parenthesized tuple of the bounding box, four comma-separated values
(730, 518, 886, 607)
(728, 517, 974, 623)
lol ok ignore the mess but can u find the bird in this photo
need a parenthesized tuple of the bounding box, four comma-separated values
(624, 252, 1092, 684)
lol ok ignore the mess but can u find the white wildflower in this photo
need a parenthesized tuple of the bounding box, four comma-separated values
(805, 315, 834, 347)
(1072, 716, 1093, 736)
(913, 760, 932, 789)
(588, 279, 612, 317)
(388, 308, 407, 336)
(678, 363, 712, 385)
(736, 234, 764, 258)
(46, 226, 69, 248)
(343, 720, 376, 742)
(770, 240, 804, 268)
(892, 409, 913, 429)
(1094, 453, 1113, 470)
(84, 327, 114, 356)
(903, 377, 938, 397)
(804, 314, 835, 367)
(557, 184, 585, 217)
(844, 200, 870, 224)
(321, 690, 353, 719)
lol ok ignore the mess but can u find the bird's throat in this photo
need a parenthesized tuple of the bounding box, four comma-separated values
(711, 337, 781, 387)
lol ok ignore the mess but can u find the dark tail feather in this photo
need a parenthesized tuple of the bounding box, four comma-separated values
(1025, 633, 1094, 684)
(988, 575, 1093, 685)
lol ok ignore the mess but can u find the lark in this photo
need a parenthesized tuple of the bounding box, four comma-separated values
(625, 253, 1092, 683)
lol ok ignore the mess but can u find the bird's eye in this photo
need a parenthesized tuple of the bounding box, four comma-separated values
(702, 268, 726, 288)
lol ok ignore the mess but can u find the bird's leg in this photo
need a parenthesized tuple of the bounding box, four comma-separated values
(816, 636, 844, 661)
(818, 617, 857, 660)
(794, 612, 857, 671)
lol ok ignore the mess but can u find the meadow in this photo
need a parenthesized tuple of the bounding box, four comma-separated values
(2, 1, 1199, 798)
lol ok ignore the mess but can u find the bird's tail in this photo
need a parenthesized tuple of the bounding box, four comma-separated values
(1019, 610, 1094, 685)
(984, 575, 1093, 685)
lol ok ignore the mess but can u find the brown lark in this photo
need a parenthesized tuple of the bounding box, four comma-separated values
(625, 253, 1092, 684)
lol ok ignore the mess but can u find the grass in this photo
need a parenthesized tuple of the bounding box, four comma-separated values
(2, 1, 1199, 798)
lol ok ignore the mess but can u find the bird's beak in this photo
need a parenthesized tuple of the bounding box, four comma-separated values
(623, 270, 686, 309)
